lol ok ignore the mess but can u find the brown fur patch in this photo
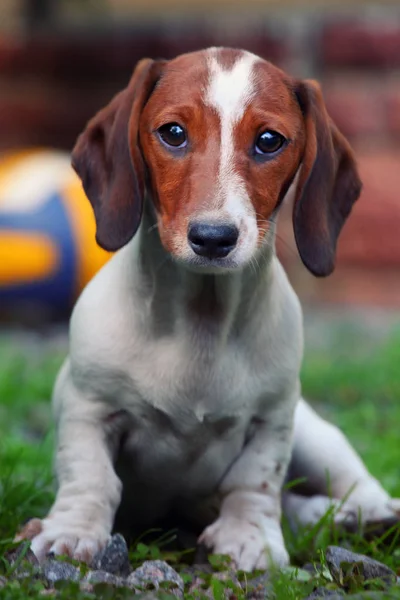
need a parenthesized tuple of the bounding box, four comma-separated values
(214, 47, 245, 70)
(140, 51, 223, 253)
(231, 60, 305, 246)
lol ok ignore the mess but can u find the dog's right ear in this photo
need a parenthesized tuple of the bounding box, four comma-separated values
(72, 58, 165, 252)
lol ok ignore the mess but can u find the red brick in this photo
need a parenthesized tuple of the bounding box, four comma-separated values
(0, 27, 288, 150)
(277, 150, 400, 306)
(0, 83, 115, 151)
(0, 29, 287, 80)
(321, 21, 400, 68)
(322, 77, 400, 141)
(337, 151, 400, 267)
(277, 150, 400, 272)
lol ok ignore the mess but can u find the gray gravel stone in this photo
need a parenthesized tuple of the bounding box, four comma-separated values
(345, 594, 396, 599)
(83, 569, 127, 587)
(245, 571, 272, 595)
(325, 546, 396, 588)
(127, 559, 183, 593)
(0, 576, 7, 588)
(5, 545, 39, 566)
(305, 588, 344, 599)
(134, 594, 173, 600)
(92, 533, 131, 576)
(302, 562, 323, 576)
(41, 558, 81, 584)
(6, 546, 41, 579)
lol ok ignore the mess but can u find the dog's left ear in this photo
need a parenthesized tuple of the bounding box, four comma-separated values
(72, 58, 165, 252)
(293, 80, 362, 277)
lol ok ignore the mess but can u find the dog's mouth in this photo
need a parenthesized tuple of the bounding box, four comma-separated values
(176, 253, 243, 274)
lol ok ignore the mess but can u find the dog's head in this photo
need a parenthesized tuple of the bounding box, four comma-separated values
(72, 48, 361, 277)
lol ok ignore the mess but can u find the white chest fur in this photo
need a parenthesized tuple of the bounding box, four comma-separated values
(66, 240, 302, 520)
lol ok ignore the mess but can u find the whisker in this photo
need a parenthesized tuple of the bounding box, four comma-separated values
(274, 233, 298, 259)
(147, 222, 159, 234)
(253, 254, 262, 273)
(249, 256, 258, 276)
(254, 217, 298, 259)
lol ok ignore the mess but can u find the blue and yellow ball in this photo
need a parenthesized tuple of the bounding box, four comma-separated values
(0, 149, 111, 319)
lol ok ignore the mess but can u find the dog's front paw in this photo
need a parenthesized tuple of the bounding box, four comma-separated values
(198, 516, 289, 572)
(16, 517, 110, 564)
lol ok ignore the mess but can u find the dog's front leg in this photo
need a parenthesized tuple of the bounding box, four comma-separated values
(17, 362, 122, 563)
(199, 398, 296, 572)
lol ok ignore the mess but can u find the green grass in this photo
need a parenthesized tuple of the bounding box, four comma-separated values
(301, 323, 400, 498)
(1, 324, 400, 598)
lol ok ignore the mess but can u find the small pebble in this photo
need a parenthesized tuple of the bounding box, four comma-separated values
(302, 562, 323, 576)
(42, 558, 80, 584)
(339, 594, 395, 599)
(127, 559, 183, 592)
(92, 533, 131, 576)
(5, 546, 41, 579)
(83, 569, 126, 587)
(325, 546, 396, 588)
(6, 545, 39, 566)
(305, 588, 344, 599)
(130, 594, 169, 600)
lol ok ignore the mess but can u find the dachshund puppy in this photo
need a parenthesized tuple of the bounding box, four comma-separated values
(18, 48, 400, 571)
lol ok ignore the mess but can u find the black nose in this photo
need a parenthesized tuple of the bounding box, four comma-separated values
(188, 223, 239, 259)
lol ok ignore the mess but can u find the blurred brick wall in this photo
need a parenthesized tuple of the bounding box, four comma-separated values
(0, 5, 399, 306)
(278, 15, 400, 307)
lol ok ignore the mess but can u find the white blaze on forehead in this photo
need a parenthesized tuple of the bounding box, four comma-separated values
(203, 49, 259, 258)
(205, 50, 258, 212)
(206, 49, 259, 128)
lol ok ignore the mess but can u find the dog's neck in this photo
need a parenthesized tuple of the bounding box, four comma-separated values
(133, 201, 277, 343)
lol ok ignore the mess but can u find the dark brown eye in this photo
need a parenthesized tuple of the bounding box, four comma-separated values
(158, 123, 187, 148)
(255, 130, 286, 155)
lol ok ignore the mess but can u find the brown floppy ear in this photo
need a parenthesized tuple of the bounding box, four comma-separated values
(71, 58, 165, 251)
(293, 80, 362, 277)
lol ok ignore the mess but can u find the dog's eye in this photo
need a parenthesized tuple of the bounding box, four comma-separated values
(255, 130, 286, 155)
(158, 123, 187, 148)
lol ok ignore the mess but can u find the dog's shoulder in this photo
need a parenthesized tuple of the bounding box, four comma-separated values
(68, 242, 141, 371)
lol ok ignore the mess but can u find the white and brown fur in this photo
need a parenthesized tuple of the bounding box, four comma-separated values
(17, 48, 400, 571)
